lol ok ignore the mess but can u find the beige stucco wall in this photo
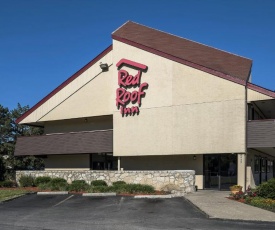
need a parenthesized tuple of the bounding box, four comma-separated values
(44, 154, 90, 170)
(247, 89, 272, 102)
(20, 50, 113, 124)
(113, 40, 246, 156)
(44, 115, 112, 134)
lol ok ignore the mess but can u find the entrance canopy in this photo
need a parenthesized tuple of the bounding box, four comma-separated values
(14, 130, 113, 156)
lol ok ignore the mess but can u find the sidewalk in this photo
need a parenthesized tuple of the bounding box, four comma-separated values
(185, 190, 275, 222)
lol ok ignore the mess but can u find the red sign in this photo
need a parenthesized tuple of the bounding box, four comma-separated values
(116, 59, 149, 116)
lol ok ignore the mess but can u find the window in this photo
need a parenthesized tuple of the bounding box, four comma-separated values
(267, 160, 273, 173)
(254, 156, 260, 173)
(261, 158, 266, 173)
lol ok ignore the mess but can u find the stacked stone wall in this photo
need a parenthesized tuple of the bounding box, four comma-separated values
(16, 170, 195, 193)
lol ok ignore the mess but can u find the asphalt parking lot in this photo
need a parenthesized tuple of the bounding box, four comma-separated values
(1, 194, 275, 230)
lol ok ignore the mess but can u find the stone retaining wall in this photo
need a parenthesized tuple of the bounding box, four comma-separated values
(16, 170, 195, 193)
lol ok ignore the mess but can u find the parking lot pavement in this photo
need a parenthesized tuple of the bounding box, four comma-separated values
(1, 194, 275, 230)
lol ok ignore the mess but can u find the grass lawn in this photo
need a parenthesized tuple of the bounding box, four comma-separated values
(0, 189, 30, 202)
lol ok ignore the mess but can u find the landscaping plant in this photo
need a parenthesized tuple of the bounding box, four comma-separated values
(34, 176, 52, 186)
(48, 178, 68, 191)
(68, 180, 89, 192)
(230, 181, 275, 213)
(249, 197, 275, 212)
(256, 178, 275, 200)
(0, 180, 17, 188)
(19, 175, 35, 187)
(112, 181, 127, 186)
(90, 180, 107, 187)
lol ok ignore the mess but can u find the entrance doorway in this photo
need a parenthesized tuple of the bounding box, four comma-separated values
(204, 154, 237, 190)
(90, 153, 118, 170)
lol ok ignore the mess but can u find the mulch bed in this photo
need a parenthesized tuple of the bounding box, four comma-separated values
(0, 187, 169, 196)
(227, 196, 246, 203)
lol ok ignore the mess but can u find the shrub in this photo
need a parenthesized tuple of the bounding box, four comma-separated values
(38, 183, 50, 191)
(113, 181, 127, 186)
(256, 178, 275, 199)
(91, 180, 107, 187)
(124, 184, 155, 194)
(112, 184, 155, 194)
(0, 180, 17, 188)
(19, 175, 35, 187)
(249, 197, 275, 212)
(68, 180, 89, 192)
(48, 178, 68, 191)
(89, 185, 112, 193)
(34, 176, 52, 186)
(230, 186, 257, 201)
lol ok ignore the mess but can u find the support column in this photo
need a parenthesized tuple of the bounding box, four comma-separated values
(237, 153, 247, 191)
(118, 157, 121, 171)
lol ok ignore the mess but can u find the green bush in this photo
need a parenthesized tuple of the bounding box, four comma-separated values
(256, 178, 275, 199)
(88, 185, 112, 193)
(68, 180, 89, 192)
(48, 178, 68, 191)
(87, 183, 155, 194)
(19, 175, 35, 187)
(113, 181, 127, 186)
(38, 183, 50, 191)
(91, 180, 107, 187)
(34, 176, 52, 186)
(109, 183, 155, 194)
(248, 197, 275, 212)
(0, 180, 17, 188)
(121, 184, 155, 194)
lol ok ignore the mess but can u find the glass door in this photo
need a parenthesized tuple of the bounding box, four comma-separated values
(204, 154, 237, 190)
(204, 155, 219, 189)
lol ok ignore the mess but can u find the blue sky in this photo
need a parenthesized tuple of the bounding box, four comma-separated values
(1, 0, 275, 110)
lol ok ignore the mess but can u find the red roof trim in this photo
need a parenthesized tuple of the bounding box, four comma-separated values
(247, 82, 275, 98)
(116, 58, 147, 70)
(112, 35, 247, 86)
(16, 45, 113, 124)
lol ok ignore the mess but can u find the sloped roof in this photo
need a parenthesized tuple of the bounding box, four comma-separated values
(112, 21, 252, 84)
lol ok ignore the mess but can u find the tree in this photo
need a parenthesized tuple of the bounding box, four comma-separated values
(0, 103, 44, 181)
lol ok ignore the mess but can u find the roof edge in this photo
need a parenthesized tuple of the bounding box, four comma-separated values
(247, 82, 275, 98)
(114, 21, 252, 62)
(16, 45, 113, 124)
(112, 35, 248, 86)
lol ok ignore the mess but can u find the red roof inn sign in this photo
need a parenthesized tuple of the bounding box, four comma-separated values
(116, 59, 149, 116)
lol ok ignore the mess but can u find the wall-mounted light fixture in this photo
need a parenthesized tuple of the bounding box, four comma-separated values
(193, 155, 196, 160)
(100, 62, 109, 72)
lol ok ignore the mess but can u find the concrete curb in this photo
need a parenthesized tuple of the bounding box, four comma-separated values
(134, 194, 173, 199)
(82, 193, 117, 197)
(37, 191, 69, 195)
(0, 192, 34, 203)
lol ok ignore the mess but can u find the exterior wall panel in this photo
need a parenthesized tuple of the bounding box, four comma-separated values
(247, 120, 275, 148)
(44, 154, 90, 170)
(247, 89, 272, 102)
(113, 41, 246, 156)
(44, 116, 112, 134)
(20, 51, 113, 123)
